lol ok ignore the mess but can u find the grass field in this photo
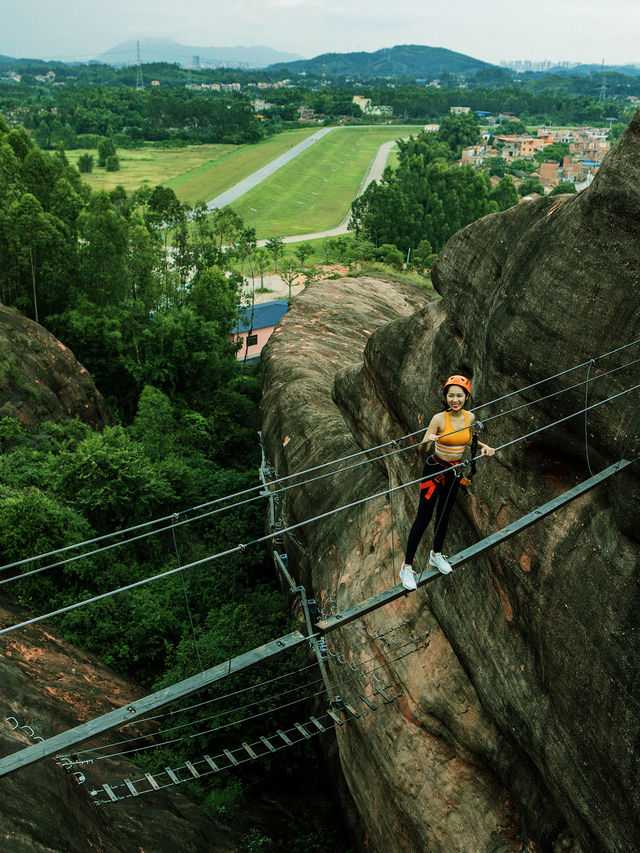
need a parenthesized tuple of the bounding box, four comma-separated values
(166, 128, 318, 204)
(65, 129, 318, 202)
(229, 126, 414, 239)
(66, 144, 237, 195)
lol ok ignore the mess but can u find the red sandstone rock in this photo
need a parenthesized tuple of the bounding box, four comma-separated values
(0, 304, 111, 429)
(261, 114, 640, 852)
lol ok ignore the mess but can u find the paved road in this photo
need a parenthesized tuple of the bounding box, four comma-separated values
(206, 127, 336, 211)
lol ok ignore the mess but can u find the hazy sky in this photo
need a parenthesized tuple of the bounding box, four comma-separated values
(2, 0, 638, 66)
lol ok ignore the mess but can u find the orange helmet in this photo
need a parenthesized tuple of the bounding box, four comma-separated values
(443, 374, 471, 395)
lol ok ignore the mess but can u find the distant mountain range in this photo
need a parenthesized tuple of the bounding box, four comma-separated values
(1, 42, 638, 79)
(267, 44, 495, 77)
(94, 38, 303, 69)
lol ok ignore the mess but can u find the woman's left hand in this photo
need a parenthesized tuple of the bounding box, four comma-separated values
(480, 443, 495, 457)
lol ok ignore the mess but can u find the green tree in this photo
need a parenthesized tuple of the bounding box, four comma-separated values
(265, 236, 285, 271)
(78, 190, 129, 306)
(294, 242, 313, 266)
(105, 154, 120, 172)
(6, 193, 67, 322)
(253, 246, 271, 289)
(535, 142, 570, 165)
(279, 257, 299, 299)
(489, 175, 519, 211)
(437, 112, 481, 158)
(188, 266, 238, 331)
(549, 181, 577, 196)
(379, 243, 404, 269)
(212, 206, 244, 249)
(518, 177, 545, 197)
(486, 156, 506, 177)
(97, 137, 116, 167)
(77, 153, 94, 173)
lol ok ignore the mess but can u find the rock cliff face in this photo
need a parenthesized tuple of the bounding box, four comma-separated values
(0, 595, 236, 852)
(261, 115, 640, 852)
(0, 304, 110, 428)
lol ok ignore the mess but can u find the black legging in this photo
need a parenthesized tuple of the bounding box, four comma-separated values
(404, 455, 461, 563)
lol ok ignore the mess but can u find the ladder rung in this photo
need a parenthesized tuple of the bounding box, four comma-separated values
(359, 695, 377, 711)
(327, 708, 343, 726)
(124, 778, 138, 796)
(223, 748, 239, 766)
(165, 767, 180, 785)
(145, 772, 160, 790)
(203, 754, 220, 772)
(242, 742, 258, 759)
(309, 716, 326, 732)
(343, 703, 361, 719)
(260, 735, 276, 753)
(102, 784, 118, 802)
(375, 686, 394, 702)
(294, 722, 311, 739)
(276, 728, 293, 745)
(185, 761, 200, 778)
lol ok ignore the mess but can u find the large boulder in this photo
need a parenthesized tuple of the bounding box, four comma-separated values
(0, 595, 236, 852)
(261, 114, 640, 852)
(0, 304, 110, 428)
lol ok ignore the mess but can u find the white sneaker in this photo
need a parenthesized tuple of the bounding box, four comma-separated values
(399, 562, 417, 591)
(429, 551, 453, 575)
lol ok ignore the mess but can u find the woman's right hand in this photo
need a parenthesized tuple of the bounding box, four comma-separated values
(422, 432, 438, 444)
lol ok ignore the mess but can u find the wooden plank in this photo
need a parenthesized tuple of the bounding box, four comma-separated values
(375, 686, 394, 703)
(359, 695, 377, 711)
(343, 703, 361, 719)
(0, 630, 307, 778)
(317, 460, 632, 634)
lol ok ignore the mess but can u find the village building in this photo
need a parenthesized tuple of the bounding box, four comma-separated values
(232, 300, 289, 362)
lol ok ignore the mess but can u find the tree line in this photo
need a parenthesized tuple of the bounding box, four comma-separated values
(348, 113, 581, 263)
(1, 60, 637, 151)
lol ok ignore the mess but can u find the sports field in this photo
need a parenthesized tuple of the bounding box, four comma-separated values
(229, 126, 413, 239)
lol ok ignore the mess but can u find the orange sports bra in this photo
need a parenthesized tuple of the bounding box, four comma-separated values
(434, 410, 472, 462)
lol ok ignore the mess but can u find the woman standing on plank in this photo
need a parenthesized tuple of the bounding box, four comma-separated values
(399, 375, 495, 590)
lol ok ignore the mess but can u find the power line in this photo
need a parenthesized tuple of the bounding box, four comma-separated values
(2, 457, 631, 779)
(64, 623, 412, 761)
(67, 642, 425, 764)
(0, 338, 640, 585)
(1, 383, 637, 638)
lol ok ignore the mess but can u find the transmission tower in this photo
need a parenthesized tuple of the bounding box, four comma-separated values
(598, 59, 607, 101)
(136, 40, 144, 91)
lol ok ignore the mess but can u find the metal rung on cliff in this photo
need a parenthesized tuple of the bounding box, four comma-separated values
(0, 459, 631, 780)
(88, 692, 404, 805)
(316, 459, 633, 634)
